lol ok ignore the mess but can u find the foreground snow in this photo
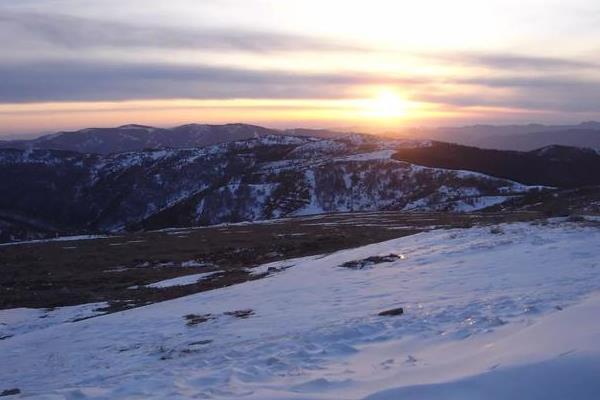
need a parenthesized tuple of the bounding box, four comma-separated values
(1, 221, 600, 399)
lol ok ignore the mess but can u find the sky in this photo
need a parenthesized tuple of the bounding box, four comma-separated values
(1, 0, 600, 136)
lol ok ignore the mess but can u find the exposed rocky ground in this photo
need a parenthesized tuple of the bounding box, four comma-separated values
(0, 211, 540, 312)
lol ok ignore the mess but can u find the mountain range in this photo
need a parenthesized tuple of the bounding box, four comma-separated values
(3, 121, 600, 154)
(406, 121, 600, 150)
(0, 124, 341, 155)
(2, 123, 600, 243)
(0, 133, 543, 243)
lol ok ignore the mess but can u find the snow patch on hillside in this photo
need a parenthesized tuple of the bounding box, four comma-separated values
(335, 150, 396, 162)
(0, 234, 111, 247)
(144, 271, 223, 288)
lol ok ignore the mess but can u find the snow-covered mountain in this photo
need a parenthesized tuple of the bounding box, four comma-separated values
(0, 134, 539, 242)
(4, 121, 600, 155)
(0, 123, 343, 154)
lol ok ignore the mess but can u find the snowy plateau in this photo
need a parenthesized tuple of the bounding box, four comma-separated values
(1, 219, 600, 399)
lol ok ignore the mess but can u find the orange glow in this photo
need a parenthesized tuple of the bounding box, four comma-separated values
(0, 96, 428, 134)
(0, 95, 559, 136)
(361, 90, 410, 119)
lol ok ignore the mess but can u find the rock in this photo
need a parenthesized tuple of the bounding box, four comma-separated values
(489, 226, 504, 234)
(0, 389, 21, 397)
(224, 309, 255, 319)
(184, 313, 214, 326)
(378, 307, 404, 317)
(340, 254, 402, 270)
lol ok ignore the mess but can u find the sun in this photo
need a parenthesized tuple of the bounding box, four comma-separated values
(364, 90, 409, 119)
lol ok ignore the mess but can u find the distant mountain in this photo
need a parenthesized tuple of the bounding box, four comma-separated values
(407, 122, 600, 151)
(471, 129, 600, 151)
(5, 121, 600, 155)
(0, 134, 537, 242)
(393, 142, 600, 188)
(0, 123, 347, 155)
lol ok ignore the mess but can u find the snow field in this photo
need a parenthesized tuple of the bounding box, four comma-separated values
(1, 220, 599, 399)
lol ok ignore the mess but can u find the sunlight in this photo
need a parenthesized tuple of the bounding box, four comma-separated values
(363, 89, 409, 119)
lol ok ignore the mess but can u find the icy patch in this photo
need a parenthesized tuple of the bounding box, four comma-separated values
(363, 294, 600, 400)
(145, 271, 223, 288)
(246, 254, 324, 276)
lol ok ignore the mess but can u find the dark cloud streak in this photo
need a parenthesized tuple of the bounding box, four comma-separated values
(2, 59, 600, 113)
(427, 52, 599, 71)
(419, 78, 600, 113)
(0, 61, 425, 103)
(0, 11, 366, 53)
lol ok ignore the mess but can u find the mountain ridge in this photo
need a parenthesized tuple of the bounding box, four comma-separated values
(403, 122, 600, 151)
(3, 121, 600, 154)
(0, 134, 538, 243)
(0, 123, 348, 155)
(393, 141, 600, 188)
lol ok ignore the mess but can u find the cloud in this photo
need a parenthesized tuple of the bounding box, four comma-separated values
(1, 58, 600, 113)
(0, 11, 365, 53)
(3, 11, 598, 102)
(459, 75, 600, 88)
(429, 52, 599, 71)
(0, 61, 426, 103)
(419, 76, 600, 112)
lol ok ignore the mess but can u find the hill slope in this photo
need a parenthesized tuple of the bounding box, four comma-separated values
(2, 221, 599, 399)
(0, 135, 536, 242)
(393, 142, 600, 188)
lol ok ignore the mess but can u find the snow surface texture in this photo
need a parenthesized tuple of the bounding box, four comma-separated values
(1, 221, 600, 399)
